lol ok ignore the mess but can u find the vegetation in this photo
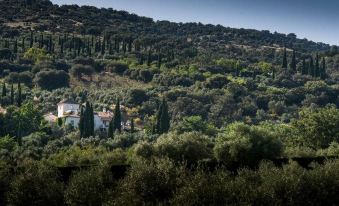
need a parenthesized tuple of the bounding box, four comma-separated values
(0, 0, 338, 205)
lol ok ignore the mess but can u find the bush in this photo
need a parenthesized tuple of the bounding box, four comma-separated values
(7, 162, 64, 206)
(65, 166, 114, 206)
(114, 158, 183, 205)
(70, 64, 95, 80)
(34, 70, 69, 90)
(293, 106, 339, 149)
(154, 132, 213, 165)
(214, 122, 283, 167)
(106, 62, 128, 75)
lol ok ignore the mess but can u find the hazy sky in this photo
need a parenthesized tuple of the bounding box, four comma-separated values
(50, 0, 339, 45)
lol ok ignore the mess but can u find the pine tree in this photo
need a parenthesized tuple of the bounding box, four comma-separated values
(290, 50, 296, 72)
(112, 99, 122, 133)
(282, 47, 287, 69)
(156, 98, 170, 134)
(10, 84, 14, 105)
(17, 82, 22, 107)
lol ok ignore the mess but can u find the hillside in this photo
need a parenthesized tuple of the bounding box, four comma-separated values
(0, 0, 335, 66)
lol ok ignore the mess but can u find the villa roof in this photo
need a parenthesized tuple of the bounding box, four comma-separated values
(58, 99, 78, 105)
(97, 111, 113, 121)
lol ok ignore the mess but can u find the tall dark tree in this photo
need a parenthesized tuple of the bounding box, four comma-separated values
(130, 118, 135, 133)
(17, 82, 22, 107)
(320, 57, 326, 79)
(10, 84, 14, 105)
(282, 47, 287, 69)
(21, 37, 25, 52)
(157, 52, 162, 69)
(89, 104, 94, 136)
(79, 106, 84, 138)
(81, 101, 95, 138)
(108, 118, 114, 138)
(156, 98, 170, 134)
(309, 57, 314, 76)
(13, 39, 18, 54)
(147, 50, 152, 66)
(301, 58, 307, 75)
(315, 53, 320, 77)
(1, 82, 6, 97)
(30, 31, 34, 48)
(290, 50, 296, 72)
(112, 99, 122, 133)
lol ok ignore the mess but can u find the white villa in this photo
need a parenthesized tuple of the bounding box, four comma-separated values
(56, 99, 114, 131)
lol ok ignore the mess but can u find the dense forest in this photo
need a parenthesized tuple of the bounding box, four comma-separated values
(0, 0, 339, 205)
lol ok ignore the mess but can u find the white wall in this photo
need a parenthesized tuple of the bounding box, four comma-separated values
(58, 103, 80, 117)
(64, 116, 80, 128)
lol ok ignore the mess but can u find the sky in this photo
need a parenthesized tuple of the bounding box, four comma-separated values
(50, 0, 339, 45)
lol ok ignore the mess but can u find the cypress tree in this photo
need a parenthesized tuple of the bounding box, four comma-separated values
(309, 57, 314, 76)
(156, 98, 170, 134)
(2, 82, 6, 97)
(157, 52, 162, 69)
(13, 39, 18, 53)
(301, 58, 307, 75)
(89, 104, 95, 137)
(17, 82, 22, 107)
(39, 34, 44, 49)
(79, 106, 84, 138)
(282, 47, 287, 69)
(83, 101, 91, 137)
(130, 118, 135, 133)
(147, 50, 152, 66)
(30, 31, 34, 48)
(113, 99, 122, 133)
(315, 53, 320, 77)
(21, 37, 25, 52)
(101, 37, 106, 55)
(10, 84, 14, 105)
(60, 39, 64, 54)
(290, 50, 296, 72)
(108, 119, 114, 138)
(321, 57, 326, 79)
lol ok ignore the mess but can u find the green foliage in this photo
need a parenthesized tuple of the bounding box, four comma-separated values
(154, 132, 213, 165)
(23, 47, 51, 63)
(7, 162, 64, 206)
(293, 106, 339, 149)
(176, 115, 218, 136)
(65, 166, 115, 206)
(156, 98, 170, 134)
(214, 122, 283, 166)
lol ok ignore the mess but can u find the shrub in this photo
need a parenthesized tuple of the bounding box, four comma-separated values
(293, 106, 339, 149)
(34, 70, 69, 90)
(214, 122, 283, 167)
(65, 166, 114, 206)
(154, 132, 213, 165)
(7, 162, 64, 206)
